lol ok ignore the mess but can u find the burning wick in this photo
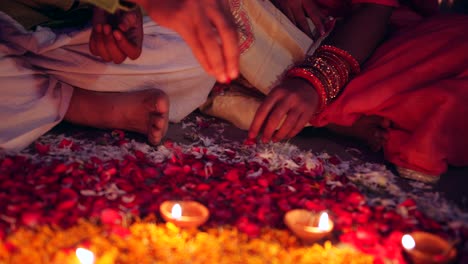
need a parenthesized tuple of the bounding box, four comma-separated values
(318, 212, 330, 231)
(304, 211, 331, 232)
(76, 248, 95, 264)
(171, 203, 182, 220)
(402, 234, 416, 250)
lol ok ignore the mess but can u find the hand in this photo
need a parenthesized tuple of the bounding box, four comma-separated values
(133, 0, 239, 83)
(272, 0, 327, 39)
(89, 7, 143, 64)
(248, 78, 320, 143)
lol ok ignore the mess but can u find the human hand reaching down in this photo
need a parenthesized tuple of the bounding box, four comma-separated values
(133, 0, 239, 83)
(248, 78, 320, 143)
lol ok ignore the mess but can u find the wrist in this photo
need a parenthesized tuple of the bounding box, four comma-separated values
(286, 77, 321, 111)
(285, 70, 327, 113)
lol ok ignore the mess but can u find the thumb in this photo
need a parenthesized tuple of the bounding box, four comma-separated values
(113, 30, 142, 60)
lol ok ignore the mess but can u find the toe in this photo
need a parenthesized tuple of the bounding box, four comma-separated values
(148, 113, 168, 145)
(154, 92, 170, 114)
(145, 90, 170, 146)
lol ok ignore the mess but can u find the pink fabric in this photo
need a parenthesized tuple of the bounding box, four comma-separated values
(312, 14, 468, 175)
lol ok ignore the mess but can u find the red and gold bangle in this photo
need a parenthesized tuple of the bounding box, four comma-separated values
(304, 66, 333, 100)
(317, 45, 361, 75)
(313, 57, 342, 98)
(303, 52, 349, 90)
(286, 67, 328, 113)
(319, 52, 349, 88)
(302, 55, 345, 100)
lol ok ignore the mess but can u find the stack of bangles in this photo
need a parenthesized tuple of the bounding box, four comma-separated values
(286, 45, 361, 113)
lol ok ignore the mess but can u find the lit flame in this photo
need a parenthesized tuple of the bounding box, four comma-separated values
(402, 234, 416, 250)
(76, 248, 95, 264)
(318, 212, 330, 231)
(171, 203, 182, 219)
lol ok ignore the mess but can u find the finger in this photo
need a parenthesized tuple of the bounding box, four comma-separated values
(272, 110, 301, 142)
(95, 24, 112, 62)
(261, 100, 290, 142)
(179, 25, 215, 77)
(286, 113, 309, 139)
(118, 9, 144, 56)
(248, 94, 280, 139)
(114, 30, 141, 60)
(303, 1, 326, 37)
(290, 4, 313, 37)
(103, 26, 127, 64)
(212, 1, 239, 81)
(195, 14, 227, 83)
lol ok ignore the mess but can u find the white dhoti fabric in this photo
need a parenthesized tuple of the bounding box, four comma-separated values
(0, 0, 314, 151)
(0, 13, 215, 151)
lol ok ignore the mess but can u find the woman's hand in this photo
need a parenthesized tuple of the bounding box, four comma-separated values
(133, 0, 239, 83)
(248, 78, 320, 143)
(90, 7, 143, 64)
(272, 0, 327, 39)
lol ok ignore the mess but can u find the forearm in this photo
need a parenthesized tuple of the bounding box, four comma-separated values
(324, 3, 394, 64)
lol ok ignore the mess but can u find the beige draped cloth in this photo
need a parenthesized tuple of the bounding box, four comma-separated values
(200, 0, 317, 130)
(0, 0, 314, 151)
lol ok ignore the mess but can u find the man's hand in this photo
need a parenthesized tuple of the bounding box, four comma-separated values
(90, 7, 143, 64)
(272, 0, 328, 39)
(248, 78, 320, 143)
(133, 0, 239, 83)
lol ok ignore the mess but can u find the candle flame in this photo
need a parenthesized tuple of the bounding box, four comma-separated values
(76, 248, 95, 264)
(171, 203, 182, 219)
(402, 234, 416, 250)
(318, 212, 329, 231)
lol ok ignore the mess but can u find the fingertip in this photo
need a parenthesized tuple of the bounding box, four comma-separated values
(228, 68, 239, 80)
(113, 30, 122, 40)
(217, 74, 228, 84)
(103, 24, 112, 35)
(95, 24, 103, 33)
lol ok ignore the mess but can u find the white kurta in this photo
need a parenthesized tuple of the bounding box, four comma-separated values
(0, 14, 216, 151)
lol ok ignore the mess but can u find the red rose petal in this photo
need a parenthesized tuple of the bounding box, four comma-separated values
(100, 209, 122, 225)
(21, 211, 42, 227)
(35, 142, 50, 155)
(57, 188, 78, 210)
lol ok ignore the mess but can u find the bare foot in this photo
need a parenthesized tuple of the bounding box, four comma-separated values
(326, 115, 391, 151)
(65, 88, 169, 145)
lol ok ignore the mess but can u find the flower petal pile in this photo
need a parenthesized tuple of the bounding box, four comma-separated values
(0, 116, 466, 263)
